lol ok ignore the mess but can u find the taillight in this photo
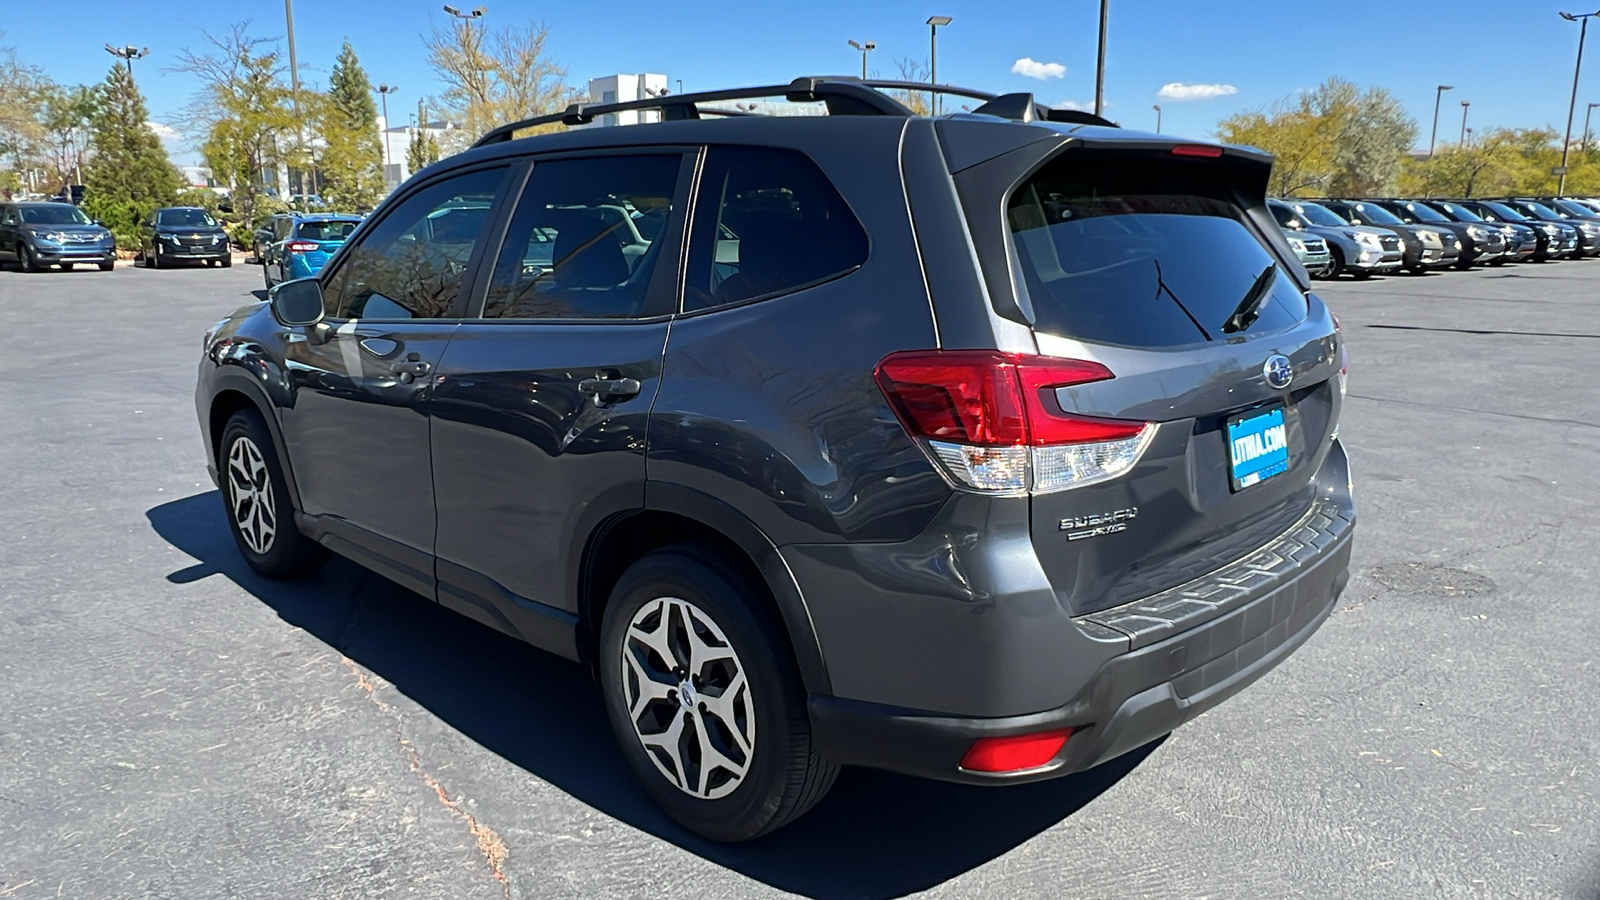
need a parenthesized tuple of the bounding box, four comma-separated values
(285, 241, 320, 253)
(875, 350, 1154, 495)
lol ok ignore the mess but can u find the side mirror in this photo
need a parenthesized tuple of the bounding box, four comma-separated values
(268, 278, 326, 328)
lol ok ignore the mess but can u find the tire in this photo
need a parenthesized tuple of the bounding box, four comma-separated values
(1324, 247, 1344, 279)
(19, 243, 41, 273)
(98, 261, 114, 272)
(1351, 268, 1372, 280)
(60, 262, 73, 271)
(221, 254, 233, 268)
(149, 247, 162, 269)
(599, 545, 837, 842)
(218, 409, 329, 578)
(262, 261, 274, 288)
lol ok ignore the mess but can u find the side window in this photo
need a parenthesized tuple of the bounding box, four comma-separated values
(273, 218, 292, 240)
(1, 208, 14, 226)
(684, 146, 868, 312)
(323, 166, 506, 320)
(482, 155, 681, 320)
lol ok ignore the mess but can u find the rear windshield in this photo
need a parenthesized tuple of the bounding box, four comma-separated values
(1008, 157, 1307, 348)
(296, 220, 359, 242)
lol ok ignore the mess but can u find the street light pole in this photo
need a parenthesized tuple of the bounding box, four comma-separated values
(1153, 104, 1161, 133)
(103, 45, 149, 79)
(1584, 101, 1600, 152)
(1429, 84, 1454, 157)
(1558, 10, 1599, 195)
(283, 0, 308, 199)
(1459, 100, 1470, 146)
(847, 39, 876, 80)
(926, 17, 951, 115)
(1095, 0, 1109, 116)
(376, 85, 399, 189)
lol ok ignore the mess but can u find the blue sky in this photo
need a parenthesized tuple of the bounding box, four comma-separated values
(4, 0, 1598, 165)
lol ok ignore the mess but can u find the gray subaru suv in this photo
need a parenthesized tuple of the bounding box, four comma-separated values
(194, 77, 1354, 841)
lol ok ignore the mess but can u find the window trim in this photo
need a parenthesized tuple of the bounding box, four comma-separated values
(461, 145, 702, 324)
(677, 143, 871, 317)
(315, 160, 516, 323)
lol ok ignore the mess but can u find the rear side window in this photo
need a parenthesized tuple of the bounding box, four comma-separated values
(684, 146, 867, 311)
(1008, 156, 1307, 347)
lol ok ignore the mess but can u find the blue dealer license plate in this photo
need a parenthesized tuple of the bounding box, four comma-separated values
(1226, 404, 1290, 491)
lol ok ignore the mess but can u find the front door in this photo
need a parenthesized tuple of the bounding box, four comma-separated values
(429, 152, 692, 643)
(277, 165, 512, 595)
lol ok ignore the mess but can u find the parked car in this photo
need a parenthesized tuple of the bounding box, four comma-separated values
(1363, 200, 1505, 268)
(1454, 199, 1577, 260)
(196, 76, 1354, 841)
(1419, 200, 1538, 264)
(0, 201, 115, 271)
(1283, 229, 1334, 276)
(259, 214, 363, 287)
(1525, 197, 1600, 255)
(1497, 199, 1598, 257)
(140, 207, 232, 269)
(1268, 198, 1403, 278)
(1317, 199, 1459, 273)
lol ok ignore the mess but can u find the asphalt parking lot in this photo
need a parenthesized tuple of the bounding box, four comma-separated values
(2, 259, 1598, 899)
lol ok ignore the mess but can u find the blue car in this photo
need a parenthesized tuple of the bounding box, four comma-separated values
(260, 214, 362, 287)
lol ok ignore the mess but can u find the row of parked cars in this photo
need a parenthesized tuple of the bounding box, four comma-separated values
(1269, 196, 1600, 279)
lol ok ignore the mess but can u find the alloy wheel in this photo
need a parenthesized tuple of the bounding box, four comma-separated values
(620, 596, 755, 800)
(226, 435, 277, 556)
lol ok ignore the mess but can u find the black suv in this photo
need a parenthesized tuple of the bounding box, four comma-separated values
(195, 77, 1355, 841)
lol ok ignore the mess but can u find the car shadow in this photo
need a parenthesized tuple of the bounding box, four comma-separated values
(147, 491, 1162, 900)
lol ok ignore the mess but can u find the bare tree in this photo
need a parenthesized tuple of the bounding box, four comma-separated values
(423, 16, 576, 150)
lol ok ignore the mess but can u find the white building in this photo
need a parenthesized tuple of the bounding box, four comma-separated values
(378, 116, 458, 192)
(585, 74, 670, 126)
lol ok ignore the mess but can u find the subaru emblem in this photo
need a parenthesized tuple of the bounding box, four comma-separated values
(1263, 354, 1294, 390)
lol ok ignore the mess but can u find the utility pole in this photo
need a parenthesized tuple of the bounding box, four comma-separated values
(1557, 10, 1598, 195)
(1153, 104, 1161, 133)
(1094, 0, 1109, 116)
(1459, 100, 1470, 146)
(1429, 84, 1453, 157)
(1584, 102, 1599, 153)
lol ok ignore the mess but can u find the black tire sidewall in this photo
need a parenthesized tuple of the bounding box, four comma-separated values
(598, 548, 812, 842)
(218, 410, 325, 578)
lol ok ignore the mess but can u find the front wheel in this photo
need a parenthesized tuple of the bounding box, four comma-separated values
(1324, 247, 1344, 279)
(60, 262, 74, 271)
(19, 243, 41, 273)
(218, 410, 329, 578)
(98, 261, 114, 272)
(220, 254, 233, 268)
(599, 546, 837, 842)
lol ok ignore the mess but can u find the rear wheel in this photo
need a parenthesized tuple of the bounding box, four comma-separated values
(219, 409, 329, 578)
(599, 545, 837, 842)
(221, 254, 233, 268)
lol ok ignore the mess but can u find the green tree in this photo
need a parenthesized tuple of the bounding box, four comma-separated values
(37, 83, 98, 192)
(0, 41, 47, 189)
(82, 63, 180, 247)
(405, 109, 441, 174)
(423, 16, 574, 150)
(316, 41, 385, 210)
(176, 25, 298, 239)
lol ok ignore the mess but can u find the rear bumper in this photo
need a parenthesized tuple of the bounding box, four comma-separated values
(808, 452, 1355, 784)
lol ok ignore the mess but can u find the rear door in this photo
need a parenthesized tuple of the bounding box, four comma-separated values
(0, 206, 17, 261)
(277, 164, 511, 596)
(428, 150, 692, 634)
(980, 149, 1342, 614)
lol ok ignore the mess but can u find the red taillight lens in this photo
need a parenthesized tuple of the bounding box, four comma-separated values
(1171, 144, 1224, 158)
(875, 351, 1137, 446)
(285, 241, 320, 253)
(960, 728, 1074, 773)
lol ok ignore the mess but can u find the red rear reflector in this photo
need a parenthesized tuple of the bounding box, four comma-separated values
(875, 351, 1143, 446)
(285, 241, 320, 253)
(960, 728, 1074, 773)
(1171, 144, 1224, 158)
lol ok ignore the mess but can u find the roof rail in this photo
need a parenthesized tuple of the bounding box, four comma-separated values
(470, 76, 1113, 148)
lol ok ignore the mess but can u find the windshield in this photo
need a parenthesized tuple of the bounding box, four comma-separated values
(20, 205, 91, 226)
(1401, 203, 1449, 223)
(1478, 201, 1530, 222)
(1551, 199, 1596, 218)
(1294, 203, 1348, 227)
(1516, 201, 1561, 220)
(1350, 203, 1404, 226)
(1009, 157, 1307, 348)
(1269, 203, 1307, 230)
(1430, 202, 1483, 222)
(158, 208, 218, 227)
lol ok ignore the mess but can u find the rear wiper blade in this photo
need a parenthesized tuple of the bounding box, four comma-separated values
(1222, 262, 1277, 335)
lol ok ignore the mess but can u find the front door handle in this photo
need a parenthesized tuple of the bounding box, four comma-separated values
(578, 376, 642, 403)
(390, 355, 432, 384)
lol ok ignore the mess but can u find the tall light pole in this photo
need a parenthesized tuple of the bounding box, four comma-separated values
(847, 39, 876, 80)
(1153, 104, 1161, 133)
(443, 5, 487, 20)
(104, 45, 149, 78)
(1584, 101, 1600, 152)
(1466, 127, 1474, 147)
(927, 16, 951, 115)
(283, 0, 309, 199)
(1459, 100, 1470, 146)
(1558, 10, 1600, 195)
(1429, 84, 1454, 157)
(376, 85, 399, 188)
(1095, 0, 1109, 116)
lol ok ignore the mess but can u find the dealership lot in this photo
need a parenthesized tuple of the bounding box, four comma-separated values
(1, 262, 1597, 899)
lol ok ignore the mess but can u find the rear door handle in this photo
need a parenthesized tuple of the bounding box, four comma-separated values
(578, 376, 642, 403)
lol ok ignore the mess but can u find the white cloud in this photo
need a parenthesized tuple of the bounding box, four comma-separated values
(1012, 58, 1067, 81)
(1156, 82, 1239, 101)
(1052, 100, 1094, 112)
